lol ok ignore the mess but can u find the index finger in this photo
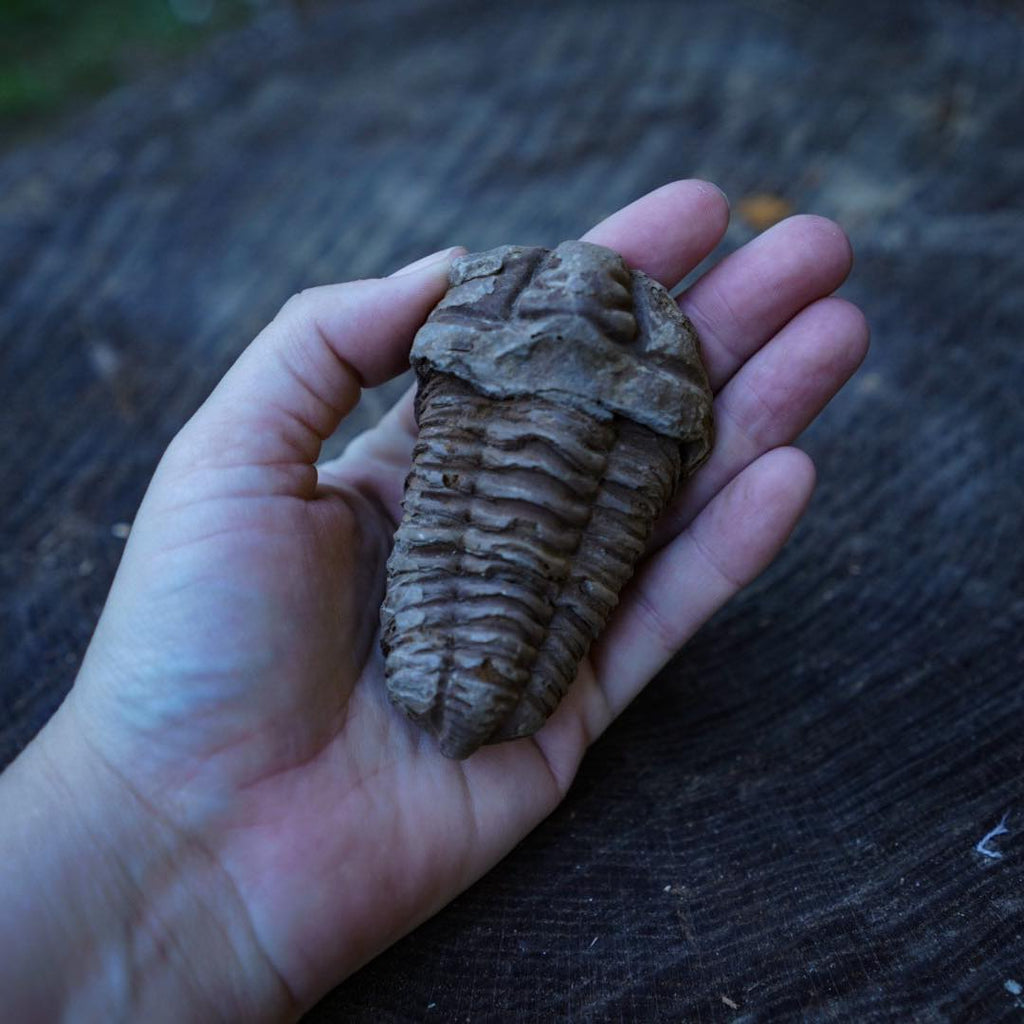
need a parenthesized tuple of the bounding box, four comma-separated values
(581, 179, 730, 287)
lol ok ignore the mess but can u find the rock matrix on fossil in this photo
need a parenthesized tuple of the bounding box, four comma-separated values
(380, 241, 713, 758)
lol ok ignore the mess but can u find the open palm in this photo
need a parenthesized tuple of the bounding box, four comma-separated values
(64, 181, 867, 1017)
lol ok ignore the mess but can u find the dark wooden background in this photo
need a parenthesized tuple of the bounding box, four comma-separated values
(2, 0, 1022, 1018)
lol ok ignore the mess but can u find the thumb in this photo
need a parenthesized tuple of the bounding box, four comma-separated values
(173, 247, 462, 471)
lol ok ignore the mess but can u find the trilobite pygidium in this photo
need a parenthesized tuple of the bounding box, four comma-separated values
(381, 241, 713, 758)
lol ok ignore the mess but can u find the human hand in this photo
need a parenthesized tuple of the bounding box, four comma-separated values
(0, 181, 867, 1020)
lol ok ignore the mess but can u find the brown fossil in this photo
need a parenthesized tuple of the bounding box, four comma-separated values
(380, 241, 714, 758)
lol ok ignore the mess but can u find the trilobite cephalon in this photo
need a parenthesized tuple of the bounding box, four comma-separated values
(380, 241, 714, 758)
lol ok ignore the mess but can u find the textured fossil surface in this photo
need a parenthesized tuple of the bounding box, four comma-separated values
(381, 241, 714, 758)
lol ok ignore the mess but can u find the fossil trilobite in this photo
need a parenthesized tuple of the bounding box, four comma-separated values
(380, 240, 714, 758)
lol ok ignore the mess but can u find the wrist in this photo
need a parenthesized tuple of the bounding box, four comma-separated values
(0, 699, 296, 1022)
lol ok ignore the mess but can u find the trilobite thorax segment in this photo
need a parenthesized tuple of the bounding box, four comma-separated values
(381, 241, 713, 758)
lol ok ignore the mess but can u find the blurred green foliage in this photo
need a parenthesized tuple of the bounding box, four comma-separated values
(0, 0, 259, 129)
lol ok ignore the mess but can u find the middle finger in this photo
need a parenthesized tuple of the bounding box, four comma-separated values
(681, 213, 854, 392)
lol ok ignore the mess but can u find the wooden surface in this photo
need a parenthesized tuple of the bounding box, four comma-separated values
(2, 0, 1022, 1018)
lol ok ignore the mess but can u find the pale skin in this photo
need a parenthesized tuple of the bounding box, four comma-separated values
(0, 181, 868, 1021)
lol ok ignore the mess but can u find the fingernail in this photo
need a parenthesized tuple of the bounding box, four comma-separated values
(708, 181, 731, 210)
(390, 246, 464, 278)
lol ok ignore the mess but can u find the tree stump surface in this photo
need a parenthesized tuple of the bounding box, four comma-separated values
(1, 1, 1022, 1019)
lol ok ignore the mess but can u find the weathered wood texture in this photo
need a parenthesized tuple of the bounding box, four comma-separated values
(1, 0, 1022, 1019)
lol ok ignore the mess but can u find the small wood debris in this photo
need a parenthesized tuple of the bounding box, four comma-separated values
(737, 193, 793, 231)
